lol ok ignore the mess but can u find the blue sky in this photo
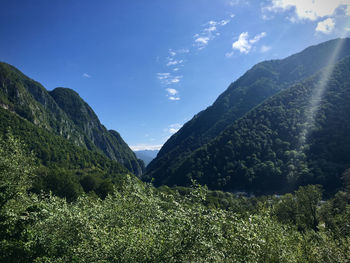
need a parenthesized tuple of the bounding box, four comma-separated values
(1, 0, 349, 150)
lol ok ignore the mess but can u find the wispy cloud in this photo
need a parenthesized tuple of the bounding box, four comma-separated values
(249, 32, 266, 43)
(228, 0, 247, 6)
(231, 32, 267, 54)
(166, 88, 178, 96)
(169, 49, 177, 56)
(158, 14, 234, 100)
(170, 75, 182, 83)
(130, 144, 163, 151)
(165, 123, 183, 134)
(261, 45, 272, 53)
(195, 36, 210, 46)
(157, 72, 170, 80)
(82, 73, 91, 78)
(225, 51, 234, 58)
(168, 48, 190, 57)
(316, 18, 336, 34)
(166, 88, 180, 101)
(166, 59, 184, 67)
(193, 16, 233, 50)
(157, 73, 183, 86)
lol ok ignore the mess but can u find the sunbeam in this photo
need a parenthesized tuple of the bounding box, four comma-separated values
(298, 38, 347, 150)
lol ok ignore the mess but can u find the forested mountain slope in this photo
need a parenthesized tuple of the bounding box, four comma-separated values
(146, 38, 350, 183)
(152, 55, 350, 195)
(0, 62, 144, 176)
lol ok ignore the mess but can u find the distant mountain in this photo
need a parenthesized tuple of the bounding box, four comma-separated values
(146, 38, 350, 195)
(0, 62, 144, 176)
(134, 150, 159, 166)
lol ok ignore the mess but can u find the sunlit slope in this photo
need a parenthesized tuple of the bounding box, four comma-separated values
(150, 55, 350, 195)
(146, 38, 350, 184)
(0, 62, 144, 176)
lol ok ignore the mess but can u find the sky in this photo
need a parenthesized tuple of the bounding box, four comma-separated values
(1, 0, 350, 151)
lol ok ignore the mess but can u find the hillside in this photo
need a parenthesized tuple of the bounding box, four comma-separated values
(146, 38, 350, 184)
(0, 62, 144, 176)
(150, 55, 350, 195)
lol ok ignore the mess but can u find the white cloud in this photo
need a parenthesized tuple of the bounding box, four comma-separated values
(264, 0, 350, 21)
(157, 73, 170, 80)
(82, 73, 91, 78)
(225, 51, 234, 58)
(166, 123, 183, 134)
(250, 32, 266, 43)
(316, 18, 336, 33)
(232, 32, 267, 54)
(157, 73, 182, 85)
(170, 75, 182, 83)
(261, 45, 272, 52)
(166, 59, 184, 66)
(205, 26, 217, 32)
(220, 19, 230, 26)
(195, 37, 210, 45)
(166, 88, 178, 96)
(232, 32, 250, 53)
(173, 67, 180, 72)
(169, 96, 180, 101)
(228, 0, 247, 6)
(193, 15, 233, 50)
(168, 48, 190, 57)
(131, 144, 163, 151)
(169, 49, 176, 56)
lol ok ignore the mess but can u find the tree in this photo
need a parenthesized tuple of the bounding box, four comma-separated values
(0, 134, 36, 262)
(341, 168, 350, 192)
(295, 185, 322, 231)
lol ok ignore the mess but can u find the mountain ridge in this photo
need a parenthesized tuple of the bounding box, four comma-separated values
(0, 62, 144, 176)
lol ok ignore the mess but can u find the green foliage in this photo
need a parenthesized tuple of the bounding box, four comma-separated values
(0, 134, 36, 262)
(0, 138, 349, 262)
(274, 185, 322, 231)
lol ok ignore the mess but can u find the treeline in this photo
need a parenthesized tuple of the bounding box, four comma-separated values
(1, 135, 350, 262)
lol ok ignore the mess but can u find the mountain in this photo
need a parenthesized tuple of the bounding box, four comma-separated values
(0, 62, 144, 176)
(146, 38, 350, 180)
(134, 150, 159, 166)
(146, 38, 350, 195)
